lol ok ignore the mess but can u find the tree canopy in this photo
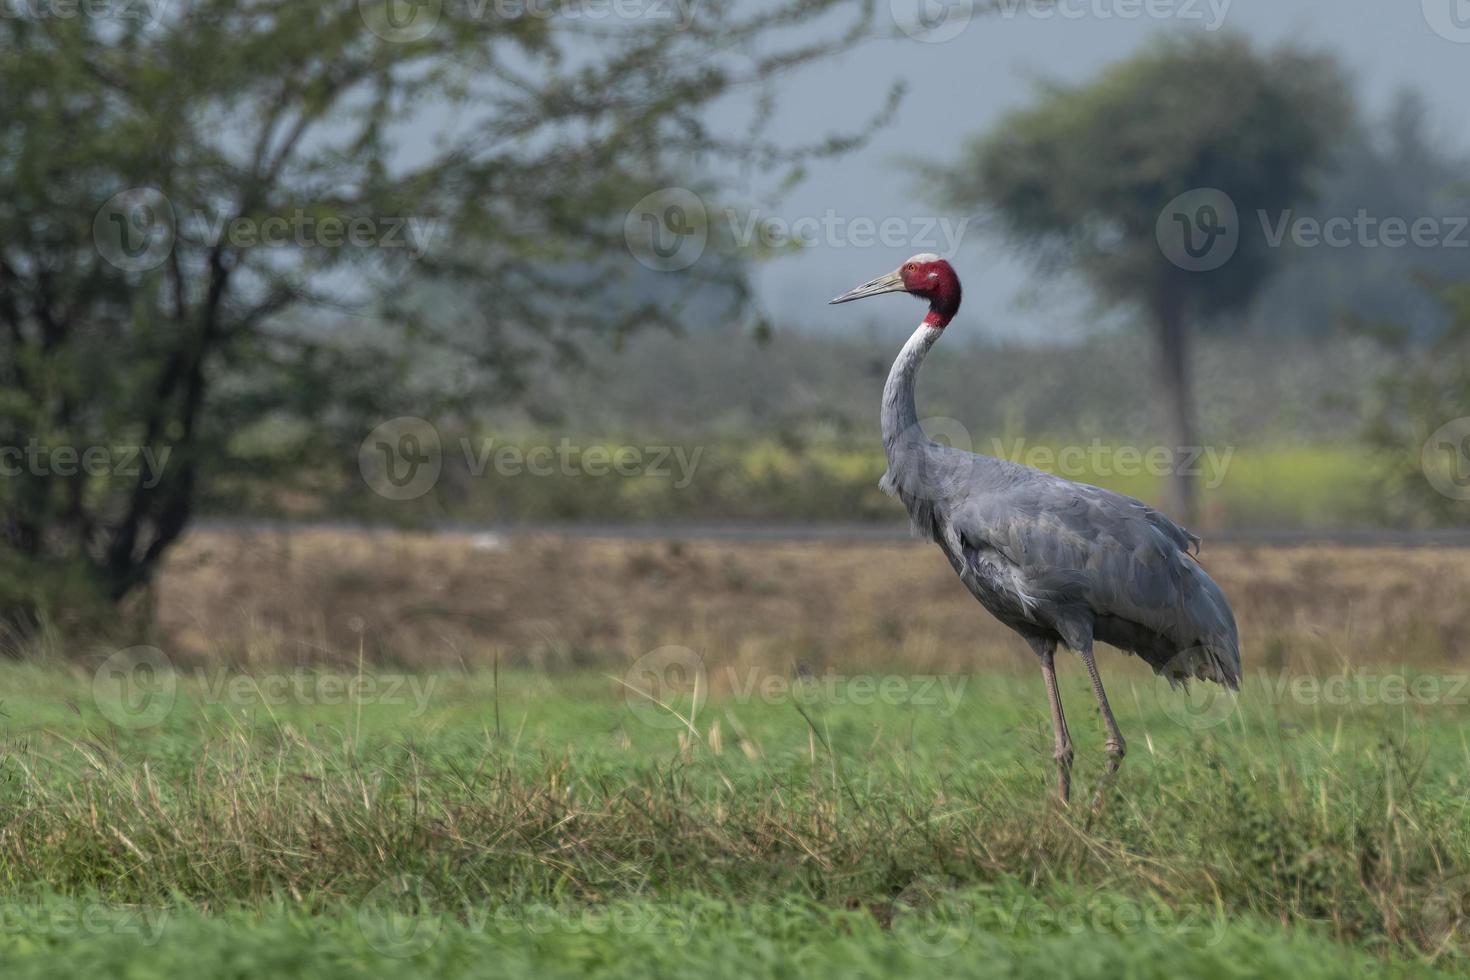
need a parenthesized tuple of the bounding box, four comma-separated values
(0, 0, 892, 641)
(924, 33, 1352, 522)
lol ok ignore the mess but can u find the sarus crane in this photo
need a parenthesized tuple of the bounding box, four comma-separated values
(829, 253, 1240, 805)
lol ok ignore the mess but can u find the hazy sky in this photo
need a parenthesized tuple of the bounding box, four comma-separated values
(712, 1, 1469, 340)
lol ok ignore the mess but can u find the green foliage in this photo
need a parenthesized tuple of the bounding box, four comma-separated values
(1257, 92, 1470, 339)
(1366, 282, 1470, 525)
(924, 33, 1352, 523)
(0, 666, 1467, 974)
(245, 432, 1381, 529)
(933, 33, 1351, 313)
(0, 1, 889, 633)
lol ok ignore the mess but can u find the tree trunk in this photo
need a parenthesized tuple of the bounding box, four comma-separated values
(1151, 283, 1199, 527)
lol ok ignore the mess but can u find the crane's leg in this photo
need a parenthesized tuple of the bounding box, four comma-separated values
(1029, 637, 1073, 805)
(1076, 640, 1126, 811)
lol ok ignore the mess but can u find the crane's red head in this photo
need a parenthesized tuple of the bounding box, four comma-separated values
(827, 253, 962, 329)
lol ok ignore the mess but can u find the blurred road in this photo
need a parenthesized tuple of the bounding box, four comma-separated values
(195, 520, 1470, 548)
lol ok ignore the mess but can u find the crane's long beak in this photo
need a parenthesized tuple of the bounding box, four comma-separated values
(828, 270, 905, 305)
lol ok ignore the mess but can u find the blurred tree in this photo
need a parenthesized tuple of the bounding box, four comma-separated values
(1256, 90, 1470, 340)
(1365, 280, 1470, 526)
(924, 34, 1350, 524)
(0, 0, 895, 643)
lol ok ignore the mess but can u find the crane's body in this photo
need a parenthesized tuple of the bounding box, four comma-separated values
(831, 254, 1240, 805)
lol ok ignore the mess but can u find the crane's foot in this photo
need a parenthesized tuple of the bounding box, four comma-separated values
(1087, 738, 1126, 816)
(1054, 746, 1074, 806)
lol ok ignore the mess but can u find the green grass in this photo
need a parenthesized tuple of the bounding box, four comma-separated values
(279, 432, 1388, 529)
(0, 662, 1467, 977)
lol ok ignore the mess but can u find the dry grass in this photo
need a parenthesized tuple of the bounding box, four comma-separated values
(151, 528, 1470, 678)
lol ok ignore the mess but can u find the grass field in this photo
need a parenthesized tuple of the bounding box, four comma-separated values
(0, 663, 1468, 976)
(4, 530, 1470, 976)
(287, 433, 1388, 530)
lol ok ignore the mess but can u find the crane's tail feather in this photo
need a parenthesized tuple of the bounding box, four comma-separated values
(1154, 640, 1241, 692)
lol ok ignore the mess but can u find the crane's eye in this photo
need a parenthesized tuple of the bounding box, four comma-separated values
(904, 263, 915, 273)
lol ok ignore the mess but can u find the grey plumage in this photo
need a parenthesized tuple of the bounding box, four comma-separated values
(831, 254, 1240, 804)
(880, 322, 1241, 691)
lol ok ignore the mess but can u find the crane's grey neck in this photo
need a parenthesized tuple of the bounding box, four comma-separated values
(882, 322, 943, 461)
